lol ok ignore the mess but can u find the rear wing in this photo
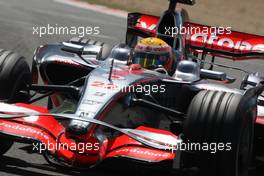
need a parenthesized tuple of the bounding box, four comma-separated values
(127, 13, 159, 38)
(184, 22, 264, 60)
(126, 14, 264, 60)
(126, 0, 195, 38)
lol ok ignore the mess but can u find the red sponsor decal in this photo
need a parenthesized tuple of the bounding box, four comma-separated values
(91, 81, 118, 90)
(135, 15, 158, 33)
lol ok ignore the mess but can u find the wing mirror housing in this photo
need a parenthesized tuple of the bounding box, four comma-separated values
(241, 73, 264, 90)
(200, 69, 226, 81)
(241, 73, 264, 98)
(200, 69, 236, 83)
(61, 42, 102, 59)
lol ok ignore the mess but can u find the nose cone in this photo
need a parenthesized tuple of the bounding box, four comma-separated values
(66, 121, 90, 137)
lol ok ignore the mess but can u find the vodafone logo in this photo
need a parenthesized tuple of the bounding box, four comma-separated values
(0, 122, 49, 140)
(191, 33, 264, 52)
(115, 148, 170, 158)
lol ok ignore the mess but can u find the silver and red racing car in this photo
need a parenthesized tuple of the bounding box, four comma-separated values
(0, 0, 263, 175)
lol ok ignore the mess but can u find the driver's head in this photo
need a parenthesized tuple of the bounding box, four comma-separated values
(131, 37, 174, 72)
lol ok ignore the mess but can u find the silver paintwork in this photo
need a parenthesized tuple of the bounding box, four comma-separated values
(72, 60, 170, 128)
(173, 60, 200, 82)
(258, 104, 264, 117)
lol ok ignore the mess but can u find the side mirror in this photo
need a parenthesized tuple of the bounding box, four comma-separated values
(241, 73, 264, 91)
(200, 69, 226, 81)
(62, 42, 102, 59)
(241, 74, 264, 101)
(61, 42, 83, 55)
(83, 45, 102, 56)
(200, 69, 236, 83)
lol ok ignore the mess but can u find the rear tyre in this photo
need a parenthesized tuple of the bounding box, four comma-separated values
(182, 90, 256, 176)
(0, 49, 31, 103)
(69, 37, 112, 60)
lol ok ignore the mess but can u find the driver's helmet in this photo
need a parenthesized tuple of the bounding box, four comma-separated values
(131, 37, 174, 72)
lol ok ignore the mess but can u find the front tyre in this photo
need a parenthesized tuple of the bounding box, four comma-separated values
(0, 49, 31, 103)
(182, 90, 255, 176)
(0, 49, 30, 156)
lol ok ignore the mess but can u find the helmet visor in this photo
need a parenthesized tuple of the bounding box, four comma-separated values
(132, 52, 170, 68)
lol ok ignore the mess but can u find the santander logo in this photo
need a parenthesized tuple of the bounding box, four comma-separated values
(190, 33, 264, 52)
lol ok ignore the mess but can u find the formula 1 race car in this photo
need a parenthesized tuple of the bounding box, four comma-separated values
(0, 0, 264, 176)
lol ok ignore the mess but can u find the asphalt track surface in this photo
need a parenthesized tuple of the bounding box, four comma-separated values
(0, 0, 263, 175)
